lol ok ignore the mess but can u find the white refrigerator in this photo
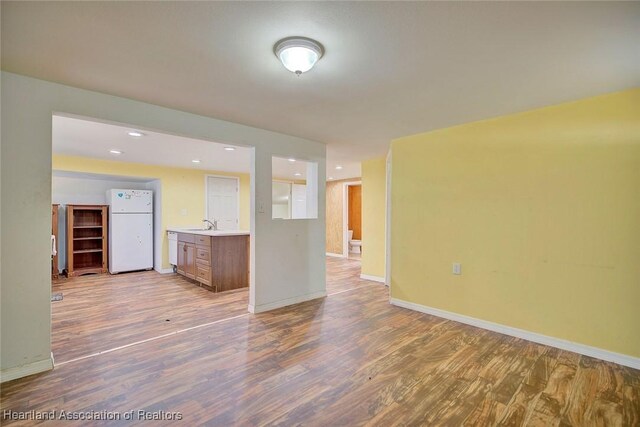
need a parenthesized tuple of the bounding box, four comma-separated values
(107, 189, 153, 274)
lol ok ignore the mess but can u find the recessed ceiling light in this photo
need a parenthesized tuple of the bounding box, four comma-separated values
(224, 147, 236, 151)
(335, 165, 343, 170)
(288, 158, 296, 162)
(109, 150, 122, 155)
(294, 173, 302, 177)
(328, 177, 334, 180)
(127, 131, 144, 137)
(274, 37, 324, 75)
(192, 159, 201, 163)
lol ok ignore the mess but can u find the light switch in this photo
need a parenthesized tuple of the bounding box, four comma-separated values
(258, 201, 265, 214)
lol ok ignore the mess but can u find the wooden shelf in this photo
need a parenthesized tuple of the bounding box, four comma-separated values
(72, 266, 104, 274)
(67, 205, 108, 277)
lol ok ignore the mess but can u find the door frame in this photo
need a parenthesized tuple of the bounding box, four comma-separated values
(385, 149, 392, 288)
(204, 174, 240, 230)
(342, 180, 362, 258)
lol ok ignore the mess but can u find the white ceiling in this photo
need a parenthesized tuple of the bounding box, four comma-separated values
(4, 2, 640, 177)
(52, 115, 315, 181)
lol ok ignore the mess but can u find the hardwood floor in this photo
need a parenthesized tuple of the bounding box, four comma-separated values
(50, 271, 249, 364)
(2, 257, 639, 426)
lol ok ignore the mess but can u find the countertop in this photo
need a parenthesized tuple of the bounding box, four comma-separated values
(167, 227, 250, 237)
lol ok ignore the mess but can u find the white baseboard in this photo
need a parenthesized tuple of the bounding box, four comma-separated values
(0, 353, 54, 383)
(249, 290, 327, 314)
(360, 274, 385, 283)
(390, 298, 640, 370)
(155, 267, 174, 274)
(326, 252, 345, 258)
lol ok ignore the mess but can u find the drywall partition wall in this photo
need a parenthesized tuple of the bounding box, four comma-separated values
(390, 89, 640, 361)
(251, 145, 326, 313)
(52, 155, 250, 270)
(145, 180, 164, 273)
(52, 173, 151, 205)
(0, 71, 326, 381)
(361, 158, 386, 279)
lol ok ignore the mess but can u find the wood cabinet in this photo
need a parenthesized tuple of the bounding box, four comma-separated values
(176, 232, 249, 293)
(66, 205, 108, 277)
(177, 240, 196, 279)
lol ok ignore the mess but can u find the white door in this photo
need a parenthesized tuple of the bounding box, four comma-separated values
(109, 213, 153, 273)
(206, 176, 239, 230)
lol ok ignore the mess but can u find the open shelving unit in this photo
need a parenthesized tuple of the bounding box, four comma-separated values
(66, 205, 108, 277)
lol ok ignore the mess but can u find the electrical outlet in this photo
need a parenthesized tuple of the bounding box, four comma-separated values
(452, 263, 462, 275)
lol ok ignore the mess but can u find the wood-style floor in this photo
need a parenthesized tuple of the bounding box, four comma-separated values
(2, 257, 639, 426)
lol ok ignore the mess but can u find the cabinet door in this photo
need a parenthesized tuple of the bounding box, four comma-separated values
(185, 243, 196, 279)
(177, 241, 186, 275)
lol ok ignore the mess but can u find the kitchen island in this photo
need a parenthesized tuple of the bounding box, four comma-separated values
(167, 228, 250, 293)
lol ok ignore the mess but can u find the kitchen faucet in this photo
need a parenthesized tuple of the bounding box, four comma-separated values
(203, 219, 218, 231)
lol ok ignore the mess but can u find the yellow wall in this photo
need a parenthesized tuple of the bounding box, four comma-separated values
(391, 88, 640, 358)
(362, 158, 386, 278)
(52, 155, 250, 269)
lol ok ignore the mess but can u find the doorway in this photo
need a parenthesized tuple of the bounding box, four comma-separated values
(342, 181, 362, 259)
(49, 114, 254, 364)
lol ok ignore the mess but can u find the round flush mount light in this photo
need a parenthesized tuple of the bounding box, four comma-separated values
(109, 149, 123, 155)
(294, 173, 302, 177)
(192, 159, 201, 164)
(127, 131, 144, 137)
(274, 37, 324, 75)
(224, 147, 236, 151)
(335, 165, 343, 170)
(288, 158, 296, 163)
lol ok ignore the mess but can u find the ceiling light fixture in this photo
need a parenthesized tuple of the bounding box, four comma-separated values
(288, 158, 296, 163)
(294, 173, 302, 177)
(109, 150, 122, 155)
(274, 37, 324, 75)
(192, 159, 201, 163)
(127, 131, 144, 137)
(328, 177, 334, 180)
(224, 147, 236, 151)
(335, 165, 343, 170)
